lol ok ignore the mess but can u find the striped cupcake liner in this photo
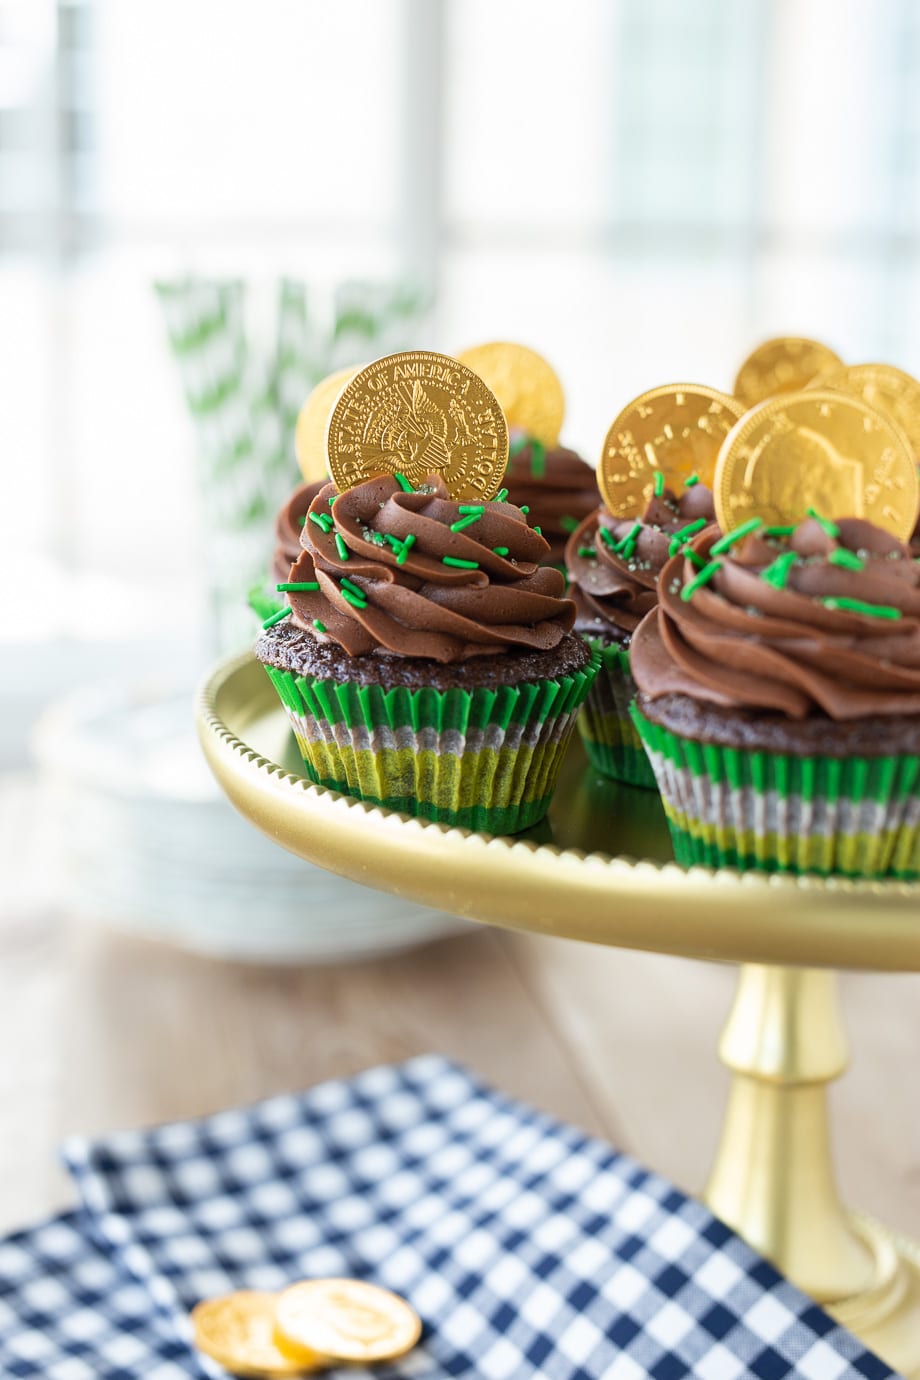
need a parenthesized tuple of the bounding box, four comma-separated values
(577, 640, 658, 789)
(247, 583, 284, 623)
(263, 648, 600, 834)
(631, 704, 920, 879)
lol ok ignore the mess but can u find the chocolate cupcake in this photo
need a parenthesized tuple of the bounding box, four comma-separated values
(248, 480, 326, 622)
(565, 479, 716, 787)
(504, 435, 600, 568)
(256, 473, 599, 833)
(630, 515, 920, 877)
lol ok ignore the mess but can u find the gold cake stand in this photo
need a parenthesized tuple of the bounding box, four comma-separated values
(198, 652, 920, 1374)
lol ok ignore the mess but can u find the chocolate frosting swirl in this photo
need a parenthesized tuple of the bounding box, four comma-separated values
(631, 517, 920, 720)
(566, 484, 716, 643)
(271, 480, 326, 584)
(505, 440, 599, 566)
(283, 474, 576, 663)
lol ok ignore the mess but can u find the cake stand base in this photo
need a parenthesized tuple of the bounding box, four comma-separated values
(198, 657, 920, 1374)
(705, 965, 920, 1376)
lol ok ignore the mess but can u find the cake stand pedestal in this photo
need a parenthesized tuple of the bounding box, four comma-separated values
(706, 965, 920, 1366)
(198, 653, 920, 1375)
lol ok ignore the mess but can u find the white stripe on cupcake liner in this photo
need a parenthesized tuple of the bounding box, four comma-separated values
(647, 750, 920, 836)
(287, 711, 566, 760)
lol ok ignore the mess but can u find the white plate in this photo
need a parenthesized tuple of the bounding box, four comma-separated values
(34, 678, 464, 963)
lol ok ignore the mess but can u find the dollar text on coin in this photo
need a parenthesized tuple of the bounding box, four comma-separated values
(326, 351, 508, 500)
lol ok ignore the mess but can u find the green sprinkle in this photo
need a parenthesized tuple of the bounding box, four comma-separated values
(530, 440, 546, 479)
(685, 548, 707, 569)
(334, 532, 350, 561)
(395, 533, 416, 565)
(262, 606, 293, 629)
(442, 555, 480, 569)
(327, 493, 338, 505)
(577, 546, 597, 558)
(560, 515, 579, 533)
(276, 581, 320, 591)
(309, 511, 333, 533)
(668, 517, 708, 556)
(710, 518, 763, 555)
(458, 504, 484, 514)
(765, 524, 796, 536)
(598, 526, 617, 550)
(496, 488, 509, 503)
(822, 596, 902, 620)
(807, 507, 840, 538)
(450, 513, 482, 532)
(383, 533, 404, 550)
(520, 505, 530, 515)
(533, 525, 542, 535)
(680, 559, 723, 601)
(760, 551, 799, 589)
(394, 472, 414, 492)
(508, 434, 528, 458)
(340, 589, 367, 609)
(313, 619, 327, 633)
(653, 470, 665, 497)
(492, 546, 510, 556)
(297, 514, 307, 526)
(828, 548, 866, 572)
(340, 577, 366, 599)
(684, 474, 700, 487)
(613, 522, 643, 559)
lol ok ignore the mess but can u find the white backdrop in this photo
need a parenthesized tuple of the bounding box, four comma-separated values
(3, 0, 920, 661)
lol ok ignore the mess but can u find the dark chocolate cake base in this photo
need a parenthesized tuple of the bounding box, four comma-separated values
(636, 691, 920, 759)
(256, 623, 591, 691)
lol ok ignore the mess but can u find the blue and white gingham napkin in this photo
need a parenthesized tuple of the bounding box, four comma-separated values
(0, 1056, 893, 1380)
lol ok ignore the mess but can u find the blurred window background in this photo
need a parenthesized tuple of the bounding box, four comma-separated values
(5, 0, 920, 753)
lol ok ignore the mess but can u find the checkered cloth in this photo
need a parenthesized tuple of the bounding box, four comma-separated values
(0, 1057, 893, 1380)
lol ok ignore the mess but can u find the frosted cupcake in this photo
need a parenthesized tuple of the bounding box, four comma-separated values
(456, 342, 597, 568)
(248, 480, 325, 622)
(256, 473, 598, 833)
(630, 515, 920, 877)
(566, 476, 715, 787)
(504, 435, 600, 568)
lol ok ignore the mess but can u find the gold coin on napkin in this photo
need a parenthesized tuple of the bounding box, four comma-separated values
(275, 1278, 422, 1366)
(192, 1290, 323, 1377)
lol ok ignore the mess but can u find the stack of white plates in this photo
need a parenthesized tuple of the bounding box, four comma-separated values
(33, 679, 464, 963)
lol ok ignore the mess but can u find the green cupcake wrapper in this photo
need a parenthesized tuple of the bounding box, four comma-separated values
(577, 639, 658, 790)
(631, 703, 920, 879)
(248, 582, 284, 622)
(262, 646, 600, 834)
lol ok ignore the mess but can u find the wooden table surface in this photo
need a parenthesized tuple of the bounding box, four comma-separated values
(3, 775, 919, 1245)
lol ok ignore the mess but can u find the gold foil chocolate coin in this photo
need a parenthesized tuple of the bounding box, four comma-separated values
(817, 362, 920, 460)
(456, 341, 565, 448)
(326, 350, 509, 499)
(275, 1278, 422, 1365)
(191, 1291, 321, 1378)
(295, 366, 361, 483)
(734, 336, 843, 406)
(714, 389, 919, 540)
(597, 384, 744, 519)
